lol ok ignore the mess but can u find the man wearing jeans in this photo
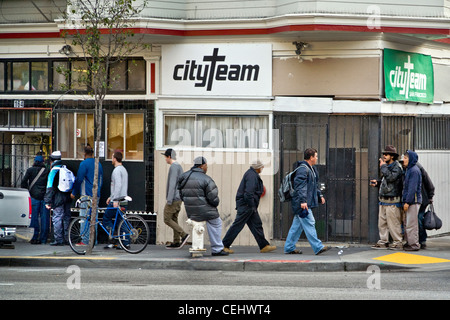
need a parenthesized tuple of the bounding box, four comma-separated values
(104, 151, 129, 249)
(284, 148, 330, 255)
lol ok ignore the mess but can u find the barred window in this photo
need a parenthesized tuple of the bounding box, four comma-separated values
(415, 117, 450, 150)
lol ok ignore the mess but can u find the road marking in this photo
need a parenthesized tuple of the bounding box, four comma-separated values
(373, 252, 450, 265)
(0, 256, 117, 260)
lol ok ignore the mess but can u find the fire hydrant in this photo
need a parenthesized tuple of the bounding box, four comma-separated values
(186, 219, 207, 257)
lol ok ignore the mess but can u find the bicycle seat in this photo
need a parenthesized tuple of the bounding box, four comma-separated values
(114, 196, 132, 202)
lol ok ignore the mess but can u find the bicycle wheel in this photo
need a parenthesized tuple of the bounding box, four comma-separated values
(117, 214, 149, 254)
(68, 217, 94, 255)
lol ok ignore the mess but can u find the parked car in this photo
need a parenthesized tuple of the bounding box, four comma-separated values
(0, 187, 31, 246)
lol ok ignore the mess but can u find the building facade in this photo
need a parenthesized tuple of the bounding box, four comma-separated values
(1, 0, 449, 244)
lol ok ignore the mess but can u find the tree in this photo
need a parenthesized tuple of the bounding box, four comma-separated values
(59, 0, 149, 254)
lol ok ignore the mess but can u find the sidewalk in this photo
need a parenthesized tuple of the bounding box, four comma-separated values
(1, 235, 450, 272)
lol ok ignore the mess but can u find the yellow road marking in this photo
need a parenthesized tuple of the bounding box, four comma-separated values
(374, 252, 450, 265)
(0, 256, 117, 260)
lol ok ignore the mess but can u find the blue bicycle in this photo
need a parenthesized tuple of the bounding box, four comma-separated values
(68, 197, 149, 255)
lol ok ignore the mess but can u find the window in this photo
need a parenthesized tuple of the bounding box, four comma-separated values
(164, 114, 269, 149)
(0, 58, 146, 94)
(57, 113, 75, 159)
(76, 113, 95, 158)
(106, 113, 144, 161)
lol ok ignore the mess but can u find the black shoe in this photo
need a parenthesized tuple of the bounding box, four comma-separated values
(316, 246, 331, 255)
(30, 239, 41, 245)
(165, 243, 181, 249)
(49, 241, 64, 246)
(285, 249, 302, 254)
(212, 250, 229, 256)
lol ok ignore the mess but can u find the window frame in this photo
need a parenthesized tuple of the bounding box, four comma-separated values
(162, 113, 271, 151)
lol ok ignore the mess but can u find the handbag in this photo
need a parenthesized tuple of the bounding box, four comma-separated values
(423, 204, 442, 230)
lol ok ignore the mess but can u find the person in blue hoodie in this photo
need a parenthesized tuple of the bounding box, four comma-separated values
(402, 150, 422, 251)
(284, 148, 330, 255)
(71, 145, 103, 246)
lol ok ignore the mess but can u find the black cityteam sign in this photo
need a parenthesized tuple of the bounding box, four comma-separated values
(172, 48, 260, 91)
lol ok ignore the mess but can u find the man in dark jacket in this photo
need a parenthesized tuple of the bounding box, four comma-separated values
(284, 148, 330, 255)
(21, 155, 50, 244)
(44, 151, 72, 246)
(402, 150, 422, 251)
(369, 145, 404, 250)
(222, 160, 276, 254)
(178, 156, 228, 256)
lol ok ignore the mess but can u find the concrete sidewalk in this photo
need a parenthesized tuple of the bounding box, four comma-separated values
(1, 235, 450, 272)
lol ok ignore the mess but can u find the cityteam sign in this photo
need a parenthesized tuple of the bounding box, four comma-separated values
(384, 48, 434, 104)
(161, 44, 272, 96)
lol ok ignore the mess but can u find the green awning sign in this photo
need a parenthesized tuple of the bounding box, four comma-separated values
(384, 49, 434, 104)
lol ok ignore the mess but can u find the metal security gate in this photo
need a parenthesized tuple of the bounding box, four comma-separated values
(0, 133, 50, 187)
(274, 114, 375, 243)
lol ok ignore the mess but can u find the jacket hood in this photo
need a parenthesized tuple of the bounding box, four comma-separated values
(406, 150, 419, 168)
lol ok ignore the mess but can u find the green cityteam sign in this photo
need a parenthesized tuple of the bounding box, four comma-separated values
(384, 48, 434, 104)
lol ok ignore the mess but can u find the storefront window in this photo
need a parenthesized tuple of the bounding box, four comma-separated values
(76, 113, 95, 158)
(110, 60, 126, 91)
(164, 114, 269, 149)
(164, 115, 195, 147)
(107, 113, 144, 160)
(57, 113, 75, 159)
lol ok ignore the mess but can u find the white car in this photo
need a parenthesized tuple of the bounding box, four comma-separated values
(0, 187, 31, 245)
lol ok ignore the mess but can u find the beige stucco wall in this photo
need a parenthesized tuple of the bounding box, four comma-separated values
(273, 57, 380, 99)
(155, 151, 274, 246)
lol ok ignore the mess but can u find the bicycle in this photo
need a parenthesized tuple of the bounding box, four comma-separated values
(68, 196, 149, 255)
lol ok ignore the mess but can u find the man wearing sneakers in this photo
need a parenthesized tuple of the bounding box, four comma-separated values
(369, 145, 404, 250)
(162, 149, 189, 249)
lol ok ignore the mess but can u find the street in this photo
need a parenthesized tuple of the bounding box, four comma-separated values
(1, 267, 449, 300)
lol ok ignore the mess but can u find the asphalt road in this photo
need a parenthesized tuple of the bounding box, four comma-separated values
(1, 267, 449, 301)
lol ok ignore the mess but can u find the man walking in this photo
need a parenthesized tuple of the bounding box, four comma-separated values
(21, 154, 50, 244)
(178, 156, 228, 256)
(71, 145, 103, 245)
(104, 151, 129, 249)
(284, 148, 330, 255)
(44, 151, 72, 246)
(222, 160, 276, 254)
(402, 150, 422, 251)
(162, 148, 189, 249)
(370, 145, 404, 250)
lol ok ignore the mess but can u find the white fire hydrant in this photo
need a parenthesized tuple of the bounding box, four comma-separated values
(186, 219, 207, 257)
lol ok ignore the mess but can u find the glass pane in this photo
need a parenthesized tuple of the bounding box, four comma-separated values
(125, 113, 144, 160)
(72, 60, 88, 91)
(23, 110, 37, 127)
(0, 110, 8, 127)
(58, 113, 74, 158)
(31, 62, 48, 91)
(12, 62, 29, 91)
(164, 115, 195, 147)
(52, 61, 69, 91)
(10, 110, 23, 127)
(76, 113, 95, 159)
(128, 60, 145, 91)
(0, 63, 4, 92)
(198, 116, 268, 149)
(38, 110, 51, 128)
(110, 60, 126, 91)
(107, 114, 124, 159)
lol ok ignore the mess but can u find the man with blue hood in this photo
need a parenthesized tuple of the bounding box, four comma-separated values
(402, 150, 422, 251)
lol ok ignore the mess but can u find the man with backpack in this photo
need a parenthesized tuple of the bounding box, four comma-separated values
(44, 151, 74, 246)
(21, 154, 50, 244)
(284, 148, 330, 255)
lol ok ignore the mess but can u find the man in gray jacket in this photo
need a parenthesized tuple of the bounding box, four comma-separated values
(162, 149, 189, 249)
(178, 156, 228, 256)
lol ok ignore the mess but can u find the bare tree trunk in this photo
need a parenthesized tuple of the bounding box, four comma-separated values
(87, 99, 103, 255)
